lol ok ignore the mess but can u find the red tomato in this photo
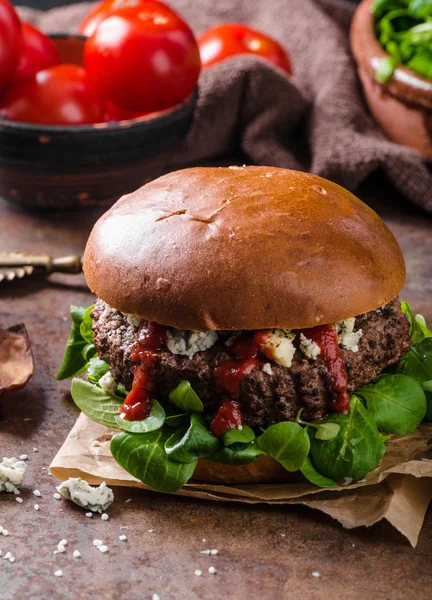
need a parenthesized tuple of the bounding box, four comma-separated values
(105, 100, 158, 121)
(0, 64, 105, 125)
(0, 0, 22, 91)
(14, 22, 61, 81)
(79, 0, 175, 37)
(198, 23, 292, 75)
(84, 6, 201, 112)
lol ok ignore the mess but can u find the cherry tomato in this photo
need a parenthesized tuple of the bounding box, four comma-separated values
(198, 23, 292, 75)
(0, 64, 105, 125)
(14, 22, 61, 81)
(0, 0, 22, 91)
(84, 6, 200, 112)
(79, 0, 175, 37)
(105, 100, 159, 122)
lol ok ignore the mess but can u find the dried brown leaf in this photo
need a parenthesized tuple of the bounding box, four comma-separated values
(0, 323, 34, 395)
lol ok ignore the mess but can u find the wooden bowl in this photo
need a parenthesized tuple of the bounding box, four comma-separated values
(0, 34, 198, 209)
(350, 0, 432, 159)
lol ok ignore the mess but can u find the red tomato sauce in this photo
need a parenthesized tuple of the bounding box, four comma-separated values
(210, 399, 244, 438)
(210, 333, 263, 436)
(119, 321, 167, 421)
(300, 324, 350, 413)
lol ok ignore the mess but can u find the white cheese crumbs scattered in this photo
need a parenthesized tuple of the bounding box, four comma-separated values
(166, 329, 218, 359)
(208, 566, 217, 574)
(299, 333, 321, 360)
(0, 526, 10, 537)
(57, 544, 66, 554)
(33, 489, 41, 497)
(125, 313, 142, 328)
(73, 550, 81, 558)
(93, 540, 103, 547)
(194, 569, 202, 577)
(99, 371, 117, 395)
(19, 455, 28, 461)
(54, 570, 63, 577)
(202, 538, 206, 542)
(262, 362, 273, 375)
(85, 512, 93, 518)
(148, 529, 153, 533)
(119, 535, 127, 542)
(0, 550, 2, 556)
(336, 318, 363, 352)
(101, 513, 109, 521)
(312, 571, 320, 578)
(53, 493, 61, 500)
(8, 557, 15, 563)
(15, 497, 23, 504)
(57, 478, 114, 513)
(34, 504, 39, 511)
(259, 330, 296, 368)
(33, 448, 38, 452)
(210, 549, 219, 555)
(152, 595, 160, 600)
(4, 552, 12, 560)
(200, 549, 211, 555)
(60, 539, 68, 546)
(98, 545, 109, 554)
(0, 457, 27, 493)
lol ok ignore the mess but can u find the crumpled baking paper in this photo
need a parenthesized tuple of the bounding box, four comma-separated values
(50, 413, 432, 547)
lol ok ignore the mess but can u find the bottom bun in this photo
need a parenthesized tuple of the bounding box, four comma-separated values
(192, 455, 303, 485)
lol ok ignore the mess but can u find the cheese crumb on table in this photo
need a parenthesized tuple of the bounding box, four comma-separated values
(208, 566, 217, 574)
(194, 569, 202, 576)
(0, 457, 27, 493)
(54, 570, 63, 577)
(57, 478, 114, 513)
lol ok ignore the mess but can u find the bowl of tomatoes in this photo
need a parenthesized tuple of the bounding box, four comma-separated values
(0, 0, 200, 209)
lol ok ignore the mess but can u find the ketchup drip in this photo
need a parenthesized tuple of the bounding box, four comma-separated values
(300, 324, 350, 413)
(119, 321, 167, 421)
(210, 333, 262, 437)
(210, 399, 244, 438)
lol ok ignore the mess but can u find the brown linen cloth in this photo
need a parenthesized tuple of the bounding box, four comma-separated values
(18, 0, 432, 210)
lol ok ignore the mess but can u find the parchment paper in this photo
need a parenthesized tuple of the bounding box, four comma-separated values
(50, 414, 432, 547)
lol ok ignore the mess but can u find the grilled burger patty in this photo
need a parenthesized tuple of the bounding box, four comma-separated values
(91, 298, 410, 425)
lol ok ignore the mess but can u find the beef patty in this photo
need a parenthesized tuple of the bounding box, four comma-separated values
(91, 298, 411, 426)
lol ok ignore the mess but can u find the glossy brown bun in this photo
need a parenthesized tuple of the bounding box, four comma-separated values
(83, 166, 405, 330)
(193, 454, 300, 484)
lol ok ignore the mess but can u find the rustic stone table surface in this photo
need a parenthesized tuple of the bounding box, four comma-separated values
(1, 175, 431, 600)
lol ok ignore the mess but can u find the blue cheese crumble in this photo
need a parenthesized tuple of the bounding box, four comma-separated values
(56, 478, 114, 513)
(258, 330, 296, 367)
(99, 371, 117, 395)
(166, 329, 219, 359)
(0, 457, 27, 493)
(299, 334, 321, 360)
(336, 318, 363, 352)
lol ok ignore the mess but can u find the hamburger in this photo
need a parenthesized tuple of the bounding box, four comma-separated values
(57, 166, 430, 492)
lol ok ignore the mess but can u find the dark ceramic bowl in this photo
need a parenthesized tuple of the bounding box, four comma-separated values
(0, 34, 197, 209)
(351, 0, 432, 159)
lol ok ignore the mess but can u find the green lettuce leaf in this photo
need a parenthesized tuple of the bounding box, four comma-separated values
(165, 414, 220, 463)
(111, 429, 197, 493)
(309, 396, 386, 482)
(56, 306, 94, 380)
(258, 422, 310, 472)
(356, 374, 426, 434)
(71, 377, 123, 428)
(115, 400, 166, 433)
(169, 381, 204, 413)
